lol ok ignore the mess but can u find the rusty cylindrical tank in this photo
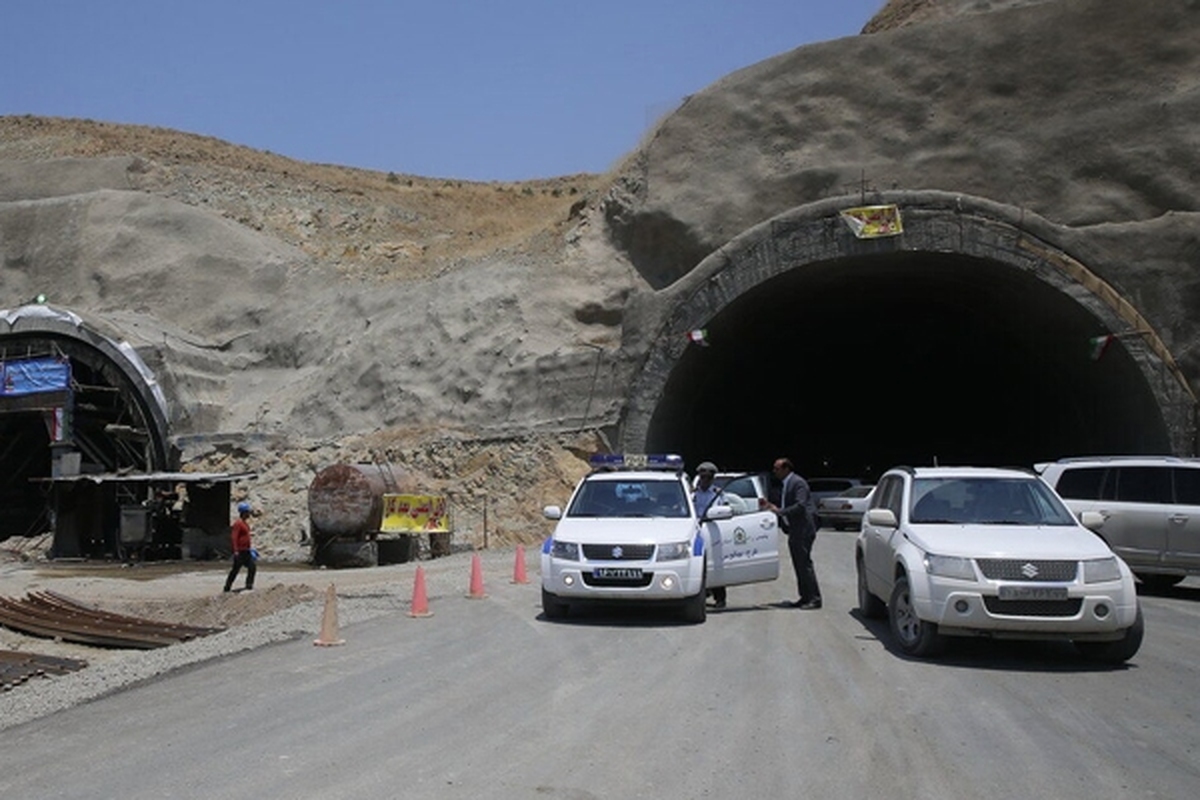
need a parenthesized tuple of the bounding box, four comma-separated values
(307, 463, 402, 542)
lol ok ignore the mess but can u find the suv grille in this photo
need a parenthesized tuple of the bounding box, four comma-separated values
(582, 543, 656, 561)
(583, 572, 654, 588)
(976, 559, 1077, 581)
(983, 597, 1083, 617)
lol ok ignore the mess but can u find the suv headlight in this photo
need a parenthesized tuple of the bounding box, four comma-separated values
(656, 541, 692, 561)
(1083, 557, 1121, 583)
(924, 553, 976, 580)
(550, 540, 580, 561)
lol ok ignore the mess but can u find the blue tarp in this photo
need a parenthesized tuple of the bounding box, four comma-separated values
(0, 357, 71, 397)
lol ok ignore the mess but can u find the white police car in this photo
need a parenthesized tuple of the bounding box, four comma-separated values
(541, 454, 780, 622)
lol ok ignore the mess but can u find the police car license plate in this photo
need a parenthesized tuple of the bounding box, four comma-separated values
(593, 567, 643, 580)
(998, 585, 1068, 601)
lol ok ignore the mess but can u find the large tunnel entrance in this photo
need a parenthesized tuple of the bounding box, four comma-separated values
(649, 250, 1169, 478)
(624, 195, 1195, 480)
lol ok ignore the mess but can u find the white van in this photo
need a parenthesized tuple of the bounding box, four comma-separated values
(1035, 456, 1200, 589)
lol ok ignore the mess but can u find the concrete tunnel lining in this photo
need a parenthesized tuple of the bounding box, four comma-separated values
(620, 192, 1196, 475)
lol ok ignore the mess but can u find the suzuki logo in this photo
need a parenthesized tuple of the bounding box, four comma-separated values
(612, 546, 624, 559)
(1021, 563, 1039, 579)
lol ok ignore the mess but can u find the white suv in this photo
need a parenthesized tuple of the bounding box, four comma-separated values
(856, 466, 1143, 662)
(1036, 456, 1200, 590)
(541, 455, 780, 623)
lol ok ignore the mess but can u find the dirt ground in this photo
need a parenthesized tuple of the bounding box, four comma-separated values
(0, 557, 309, 666)
(0, 546, 503, 668)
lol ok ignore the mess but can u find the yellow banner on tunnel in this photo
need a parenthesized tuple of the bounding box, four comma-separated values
(839, 204, 903, 238)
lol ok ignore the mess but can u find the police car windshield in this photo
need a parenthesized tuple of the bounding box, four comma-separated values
(567, 477, 689, 518)
(909, 477, 1076, 526)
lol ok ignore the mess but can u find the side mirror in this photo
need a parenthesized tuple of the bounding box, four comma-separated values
(704, 504, 734, 521)
(1079, 511, 1105, 530)
(866, 508, 898, 528)
(543, 505, 562, 520)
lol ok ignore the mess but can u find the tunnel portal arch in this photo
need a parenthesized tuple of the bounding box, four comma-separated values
(1, 306, 172, 537)
(621, 192, 1196, 477)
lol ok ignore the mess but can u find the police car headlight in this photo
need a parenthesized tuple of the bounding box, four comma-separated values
(656, 541, 691, 561)
(551, 540, 580, 561)
(1083, 557, 1121, 583)
(924, 553, 976, 580)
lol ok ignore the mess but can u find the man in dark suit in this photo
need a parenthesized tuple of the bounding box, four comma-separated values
(760, 457, 822, 609)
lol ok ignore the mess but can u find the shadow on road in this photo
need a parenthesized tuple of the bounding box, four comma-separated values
(537, 602, 699, 628)
(1135, 582, 1200, 602)
(848, 609, 1136, 673)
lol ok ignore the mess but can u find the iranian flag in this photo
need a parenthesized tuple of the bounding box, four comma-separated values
(1089, 334, 1115, 361)
(687, 329, 709, 347)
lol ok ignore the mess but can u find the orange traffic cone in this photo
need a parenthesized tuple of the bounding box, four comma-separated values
(313, 583, 346, 646)
(467, 551, 487, 599)
(511, 545, 529, 584)
(409, 565, 433, 618)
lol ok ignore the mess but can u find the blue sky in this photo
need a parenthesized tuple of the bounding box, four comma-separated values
(3, 1, 885, 181)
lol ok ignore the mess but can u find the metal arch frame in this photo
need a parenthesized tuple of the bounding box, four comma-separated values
(618, 190, 1197, 455)
(0, 306, 172, 470)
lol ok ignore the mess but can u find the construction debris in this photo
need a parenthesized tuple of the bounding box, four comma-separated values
(1, 650, 88, 691)
(0, 590, 225, 649)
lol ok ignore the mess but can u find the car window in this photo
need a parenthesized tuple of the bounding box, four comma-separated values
(841, 485, 874, 498)
(910, 477, 1076, 525)
(1173, 466, 1200, 505)
(871, 475, 903, 517)
(809, 479, 853, 494)
(719, 476, 758, 499)
(1054, 466, 1108, 500)
(715, 476, 760, 516)
(883, 478, 903, 517)
(568, 478, 688, 518)
(1115, 467, 1172, 504)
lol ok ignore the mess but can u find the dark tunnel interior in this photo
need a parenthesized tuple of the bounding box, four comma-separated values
(647, 251, 1172, 481)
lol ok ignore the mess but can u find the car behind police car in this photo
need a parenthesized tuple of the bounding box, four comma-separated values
(856, 465, 1143, 662)
(541, 455, 780, 622)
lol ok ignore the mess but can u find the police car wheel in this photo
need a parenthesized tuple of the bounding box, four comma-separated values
(542, 587, 569, 620)
(680, 565, 707, 624)
(681, 589, 707, 624)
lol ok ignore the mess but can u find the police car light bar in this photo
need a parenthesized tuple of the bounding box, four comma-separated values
(589, 453, 684, 471)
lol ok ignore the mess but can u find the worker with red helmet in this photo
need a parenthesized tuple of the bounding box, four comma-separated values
(224, 501, 257, 593)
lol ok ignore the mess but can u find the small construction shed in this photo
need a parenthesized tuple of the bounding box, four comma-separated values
(37, 471, 256, 561)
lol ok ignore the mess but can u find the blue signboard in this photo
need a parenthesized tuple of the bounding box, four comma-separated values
(0, 357, 72, 397)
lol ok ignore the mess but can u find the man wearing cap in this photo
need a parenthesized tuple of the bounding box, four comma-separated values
(693, 462, 727, 609)
(224, 501, 257, 593)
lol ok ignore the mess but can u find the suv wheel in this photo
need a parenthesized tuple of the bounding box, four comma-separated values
(888, 576, 943, 657)
(680, 568, 707, 624)
(856, 557, 886, 619)
(542, 587, 569, 620)
(1075, 606, 1144, 664)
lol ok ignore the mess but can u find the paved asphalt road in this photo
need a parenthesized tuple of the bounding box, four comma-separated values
(2, 531, 1198, 800)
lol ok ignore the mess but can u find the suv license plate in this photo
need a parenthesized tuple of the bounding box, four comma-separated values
(998, 585, 1069, 601)
(593, 567, 644, 580)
